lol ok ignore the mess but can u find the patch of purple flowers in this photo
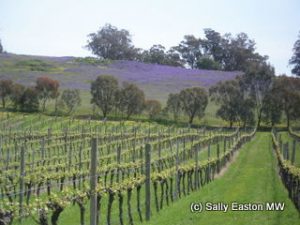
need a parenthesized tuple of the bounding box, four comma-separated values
(0, 54, 242, 102)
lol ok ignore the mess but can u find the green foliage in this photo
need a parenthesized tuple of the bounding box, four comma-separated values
(10, 83, 25, 110)
(196, 57, 222, 70)
(164, 49, 184, 67)
(272, 76, 300, 128)
(173, 35, 202, 69)
(117, 82, 145, 119)
(140, 45, 183, 67)
(143, 45, 166, 64)
(289, 31, 300, 76)
(74, 57, 110, 66)
(261, 89, 282, 126)
(238, 98, 256, 126)
(179, 87, 208, 124)
(145, 99, 162, 119)
(166, 93, 181, 120)
(138, 133, 299, 225)
(241, 62, 275, 127)
(166, 87, 210, 125)
(87, 24, 138, 60)
(15, 59, 56, 72)
(36, 76, 60, 112)
(0, 79, 13, 108)
(0, 39, 3, 53)
(84, 25, 269, 72)
(19, 87, 39, 112)
(210, 79, 255, 127)
(61, 89, 81, 114)
(222, 32, 266, 71)
(90, 75, 119, 117)
(272, 131, 300, 211)
(170, 29, 267, 71)
(202, 28, 224, 63)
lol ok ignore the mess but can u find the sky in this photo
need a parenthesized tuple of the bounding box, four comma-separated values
(0, 0, 299, 75)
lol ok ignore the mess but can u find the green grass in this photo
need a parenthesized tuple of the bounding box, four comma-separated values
(0, 59, 64, 73)
(135, 133, 299, 225)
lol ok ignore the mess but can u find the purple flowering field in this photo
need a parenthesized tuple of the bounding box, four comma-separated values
(0, 54, 241, 102)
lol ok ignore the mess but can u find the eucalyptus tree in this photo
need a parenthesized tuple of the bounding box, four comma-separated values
(179, 87, 208, 125)
(289, 31, 300, 76)
(91, 75, 119, 118)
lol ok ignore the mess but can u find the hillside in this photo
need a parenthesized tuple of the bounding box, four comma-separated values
(0, 53, 241, 103)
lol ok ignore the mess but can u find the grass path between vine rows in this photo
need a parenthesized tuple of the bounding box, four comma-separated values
(138, 132, 300, 225)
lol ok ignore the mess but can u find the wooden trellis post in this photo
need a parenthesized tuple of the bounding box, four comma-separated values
(217, 143, 220, 173)
(145, 143, 151, 221)
(78, 143, 83, 188)
(224, 137, 226, 155)
(194, 145, 199, 189)
(286, 142, 289, 160)
(116, 145, 121, 182)
(175, 138, 180, 199)
(19, 145, 25, 222)
(47, 128, 52, 145)
(90, 138, 98, 225)
(291, 140, 296, 165)
(208, 141, 211, 160)
(158, 136, 162, 172)
(41, 137, 45, 162)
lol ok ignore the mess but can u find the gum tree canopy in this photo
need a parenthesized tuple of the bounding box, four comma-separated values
(0, 39, 3, 53)
(90, 75, 119, 118)
(179, 87, 208, 125)
(289, 31, 300, 76)
(87, 24, 137, 60)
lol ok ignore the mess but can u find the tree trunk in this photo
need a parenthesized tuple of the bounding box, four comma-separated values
(41, 98, 47, 112)
(79, 204, 85, 225)
(0, 211, 13, 225)
(286, 112, 290, 128)
(2, 98, 5, 109)
(54, 97, 58, 115)
(127, 189, 133, 225)
(96, 194, 101, 225)
(257, 108, 262, 129)
(118, 192, 124, 225)
(136, 185, 143, 222)
(39, 209, 48, 225)
(189, 115, 194, 125)
(107, 193, 114, 225)
(51, 206, 63, 225)
(103, 110, 107, 118)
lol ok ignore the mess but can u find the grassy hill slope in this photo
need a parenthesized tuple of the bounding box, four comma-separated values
(0, 53, 241, 103)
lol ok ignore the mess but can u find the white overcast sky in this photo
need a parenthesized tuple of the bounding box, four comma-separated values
(0, 0, 299, 75)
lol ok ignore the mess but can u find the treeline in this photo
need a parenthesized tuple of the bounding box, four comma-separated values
(87, 25, 300, 77)
(0, 75, 209, 123)
(0, 77, 81, 114)
(166, 57, 300, 128)
(75, 68, 300, 129)
(1, 26, 300, 76)
(209, 69, 300, 128)
(86, 24, 267, 71)
(90, 75, 209, 122)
